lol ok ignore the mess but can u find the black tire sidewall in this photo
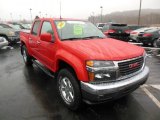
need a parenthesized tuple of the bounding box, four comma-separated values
(57, 68, 82, 110)
(153, 39, 158, 47)
(22, 45, 32, 66)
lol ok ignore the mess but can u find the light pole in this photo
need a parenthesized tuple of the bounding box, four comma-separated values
(59, 0, 62, 19)
(10, 13, 13, 22)
(100, 6, 103, 23)
(39, 11, 41, 17)
(138, 0, 142, 25)
(92, 12, 95, 24)
(29, 8, 33, 23)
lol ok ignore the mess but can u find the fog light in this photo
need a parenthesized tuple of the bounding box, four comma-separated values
(95, 73, 111, 79)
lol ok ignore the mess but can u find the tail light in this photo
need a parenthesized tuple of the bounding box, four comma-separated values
(131, 31, 137, 34)
(125, 30, 131, 34)
(143, 33, 152, 37)
(104, 29, 115, 35)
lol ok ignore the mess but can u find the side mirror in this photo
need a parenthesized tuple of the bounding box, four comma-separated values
(40, 33, 52, 42)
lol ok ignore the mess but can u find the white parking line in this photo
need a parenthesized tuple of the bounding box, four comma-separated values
(150, 85, 160, 90)
(1, 46, 14, 50)
(141, 85, 160, 108)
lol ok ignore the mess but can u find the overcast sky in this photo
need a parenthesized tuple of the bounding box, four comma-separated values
(0, 0, 160, 21)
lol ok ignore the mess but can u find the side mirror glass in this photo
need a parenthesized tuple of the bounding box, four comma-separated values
(40, 33, 52, 42)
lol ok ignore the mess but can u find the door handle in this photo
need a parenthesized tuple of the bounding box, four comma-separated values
(29, 37, 32, 40)
(37, 41, 41, 44)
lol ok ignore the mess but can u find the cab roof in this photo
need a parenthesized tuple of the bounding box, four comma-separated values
(34, 18, 87, 21)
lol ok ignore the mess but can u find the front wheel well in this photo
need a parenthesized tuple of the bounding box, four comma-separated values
(20, 41, 26, 55)
(56, 60, 78, 80)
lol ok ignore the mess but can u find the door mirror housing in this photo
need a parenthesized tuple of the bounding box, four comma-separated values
(40, 33, 52, 42)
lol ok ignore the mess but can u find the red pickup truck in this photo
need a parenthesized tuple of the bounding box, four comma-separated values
(20, 18, 149, 110)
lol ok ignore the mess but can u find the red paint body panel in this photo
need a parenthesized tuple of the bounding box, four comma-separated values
(62, 39, 144, 61)
(20, 18, 144, 82)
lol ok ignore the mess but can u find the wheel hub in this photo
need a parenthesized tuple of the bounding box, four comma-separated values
(59, 77, 74, 104)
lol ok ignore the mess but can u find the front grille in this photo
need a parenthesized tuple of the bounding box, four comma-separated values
(118, 56, 144, 77)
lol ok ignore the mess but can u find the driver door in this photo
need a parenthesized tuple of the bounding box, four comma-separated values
(37, 21, 56, 69)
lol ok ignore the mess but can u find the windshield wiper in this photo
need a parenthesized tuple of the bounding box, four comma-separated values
(82, 36, 104, 39)
(61, 38, 81, 41)
(61, 36, 104, 41)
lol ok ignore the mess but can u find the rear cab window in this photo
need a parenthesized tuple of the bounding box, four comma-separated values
(98, 23, 105, 27)
(110, 24, 129, 30)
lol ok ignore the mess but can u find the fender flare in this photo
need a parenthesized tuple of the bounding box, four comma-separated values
(54, 50, 88, 82)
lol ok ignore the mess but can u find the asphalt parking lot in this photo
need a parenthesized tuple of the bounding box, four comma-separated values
(0, 44, 160, 120)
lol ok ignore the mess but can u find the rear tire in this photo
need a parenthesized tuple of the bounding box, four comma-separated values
(57, 68, 82, 111)
(153, 39, 158, 48)
(22, 45, 33, 66)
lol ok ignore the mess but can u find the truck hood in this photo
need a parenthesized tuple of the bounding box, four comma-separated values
(62, 38, 144, 61)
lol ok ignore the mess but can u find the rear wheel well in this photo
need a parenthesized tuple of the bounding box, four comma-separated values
(0, 34, 8, 40)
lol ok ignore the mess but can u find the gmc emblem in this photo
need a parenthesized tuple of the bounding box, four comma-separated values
(129, 62, 139, 68)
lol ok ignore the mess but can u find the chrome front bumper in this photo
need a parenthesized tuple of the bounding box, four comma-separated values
(81, 66, 149, 103)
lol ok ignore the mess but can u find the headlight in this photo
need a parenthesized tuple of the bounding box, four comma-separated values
(86, 60, 114, 67)
(8, 31, 15, 36)
(86, 60, 118, 82)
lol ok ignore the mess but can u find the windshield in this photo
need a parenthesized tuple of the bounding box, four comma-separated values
(0, 24, 12, 29)
(128, 26, 144, 30)
(10, 24, 21, 30)
(55, 20, 105, 40)
(146, 28, 160, 33)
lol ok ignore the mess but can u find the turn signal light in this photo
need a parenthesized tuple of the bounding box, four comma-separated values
(86, 61, 94, 67)
(88, 72, 95, 82)
(131, 32, 137, 34)
(125, 30, 131, 34)
(143, 33, 152, 37)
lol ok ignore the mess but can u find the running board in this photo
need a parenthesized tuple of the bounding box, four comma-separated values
(32, 60, 55, 78)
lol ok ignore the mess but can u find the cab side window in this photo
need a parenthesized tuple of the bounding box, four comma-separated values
(31, 21, 40, 35)
(41, 21, 54, 35)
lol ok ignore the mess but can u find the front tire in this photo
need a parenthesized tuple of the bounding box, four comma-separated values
(22, 45, 33, 66)
(57, 68, 82, 111)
